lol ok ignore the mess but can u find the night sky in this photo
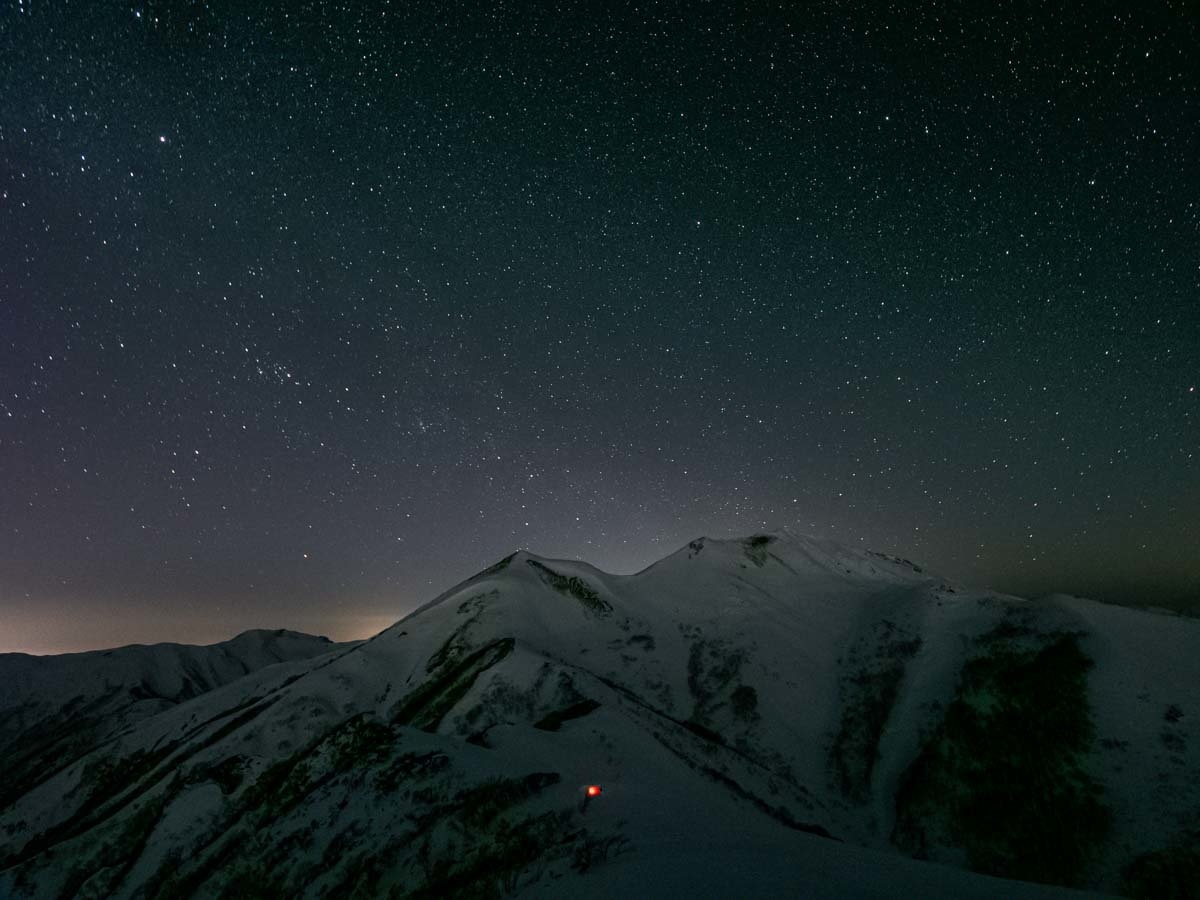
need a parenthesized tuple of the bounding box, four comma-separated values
(2, 2, 1197, 654)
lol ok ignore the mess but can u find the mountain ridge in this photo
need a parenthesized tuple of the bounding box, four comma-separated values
(0, 628, 356, 832)
(0, 628, 337, 661)
(2, 532, 1196, 898)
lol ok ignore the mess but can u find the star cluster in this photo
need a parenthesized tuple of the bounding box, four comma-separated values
(1, 2, 1197, 652)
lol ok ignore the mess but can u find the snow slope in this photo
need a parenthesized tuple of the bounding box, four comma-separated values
(1, 532, 1195, 898)
(0, 630, 350, 820)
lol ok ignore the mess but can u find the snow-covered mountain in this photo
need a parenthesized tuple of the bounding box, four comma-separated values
(0, 630, 349, 824)
(2, 532, 1196, 898)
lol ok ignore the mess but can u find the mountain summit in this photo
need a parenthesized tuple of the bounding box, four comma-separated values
(2, 533, 1196, 898)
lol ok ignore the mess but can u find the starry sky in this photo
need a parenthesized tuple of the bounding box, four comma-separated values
(2, 1, 1197, 654)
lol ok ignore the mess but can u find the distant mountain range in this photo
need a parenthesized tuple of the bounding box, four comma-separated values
(1, 532, 1196, 898)
(0, 630, 349, 821)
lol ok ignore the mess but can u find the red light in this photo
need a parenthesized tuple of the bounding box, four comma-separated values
(586, 784, 602, 797)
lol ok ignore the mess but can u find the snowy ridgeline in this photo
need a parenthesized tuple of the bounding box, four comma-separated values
(1, 531, 1197, 899)
(0, 631, 347, 817)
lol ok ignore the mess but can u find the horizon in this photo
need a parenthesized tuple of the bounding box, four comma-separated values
(5, 528, 1196, 656)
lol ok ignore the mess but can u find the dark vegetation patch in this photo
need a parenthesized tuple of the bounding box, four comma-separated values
(53, 784, 173, 900)
(141, 824, 255, 898)
(462, 666, 596, 738)
(686, 637, 756, 732)
(142, 716, 404, 894)
(454, 772, 561, 831)
(193, 691, 272, 732)
(456, 589, 496, 617)
(1121, 833, 1200, 900)
(1156, 705, 1185, 763)
(73, 743, 178, 823)
(196, 696, 280, 750)
(0, 695, 115, 814)
(15, 651, 789, 898)
(407, 809, 579, 899)
(212, 858, 292, 899)
(426, 622, 471, 673)
(682, 719, 725, 746)
(1161, 731, 1187, 754)
(730, 685, 758, 720)
(526, 560, 611, 616)
(426, 595, 496, 674)
(108, 789, 172, 890)
(534, 699, 601, 731)
(830, 620, 922, 802)
(570, 832, 633, 874)
(236, 715, 396, 828)
(400, 772, 631, 898)
(5, 695, 280, 874)
(742, 534, 775, 566)
(238, 753, 316, 827)
(0, 657, 250, 820)
(892, 629, 1110, 888)
(3, 740, 177, 869)
(328, 715, 398, 771)
(185, 755, 246, 795)
(392, 638, 516, 732)
(627, 633, 656, 651)
(374, 750, 450, 794)
(459, 674, 539, 734)
(464, 728, 494, 748)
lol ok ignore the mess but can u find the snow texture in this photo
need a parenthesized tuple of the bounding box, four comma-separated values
(2, 531, 1195, 898)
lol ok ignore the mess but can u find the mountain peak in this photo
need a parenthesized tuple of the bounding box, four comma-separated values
(3, 532, 1198, 898)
